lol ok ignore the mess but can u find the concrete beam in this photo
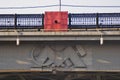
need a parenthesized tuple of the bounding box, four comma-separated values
(0, 31, 119, 41)
(0, 31, 120, 36)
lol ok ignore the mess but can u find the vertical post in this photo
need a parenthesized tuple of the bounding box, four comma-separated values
(96, 13, 99, 28)
(42, 14, 44, 28)
(14, 14, 17, 29)
(59, 0, 61, 11)
(68, 13, 71, 29)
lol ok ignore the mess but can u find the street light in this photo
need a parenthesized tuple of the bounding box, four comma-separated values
(59, 0, 61, 11)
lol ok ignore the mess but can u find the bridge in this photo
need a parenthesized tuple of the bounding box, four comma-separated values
(0, 30, 120, 80)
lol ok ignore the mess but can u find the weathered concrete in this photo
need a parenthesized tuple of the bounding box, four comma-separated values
(0, 31, 119, 41)
(0, 30, 120, 72)
(0, 41, 119, 72)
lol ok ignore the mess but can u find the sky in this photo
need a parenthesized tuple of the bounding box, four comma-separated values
(0, 0, 120, 14)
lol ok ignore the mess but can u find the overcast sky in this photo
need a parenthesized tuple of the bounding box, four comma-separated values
(0, 0, 120, 14)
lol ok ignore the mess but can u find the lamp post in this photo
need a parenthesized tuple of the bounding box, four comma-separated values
(59, 0, 61, 11)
